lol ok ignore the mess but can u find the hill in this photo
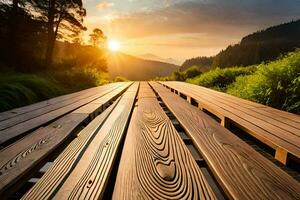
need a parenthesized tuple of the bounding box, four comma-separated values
(139, 53, 181, 65)
(180, 20, 300, 70)
(213, 20, 300, 68)
(180, 56, 213, 72)
(107, 52, 179, 80)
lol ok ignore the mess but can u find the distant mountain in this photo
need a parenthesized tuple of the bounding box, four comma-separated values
(107, 52, 179, 80)
(139, 53, 181, 65)
(213, 20, 300, 68)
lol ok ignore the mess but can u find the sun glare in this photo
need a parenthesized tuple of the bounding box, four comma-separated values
(108, 40, 120, 52)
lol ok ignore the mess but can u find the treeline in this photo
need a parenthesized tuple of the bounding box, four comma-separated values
(180, 56, 213, 72)
(181, 20, 300, 70)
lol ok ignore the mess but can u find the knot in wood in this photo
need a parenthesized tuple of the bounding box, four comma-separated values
(156, 160, 176, 181)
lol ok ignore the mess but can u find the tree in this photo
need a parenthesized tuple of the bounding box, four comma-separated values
(89, 28, 106, 47)
(0, 0, 46, 71)
(30, 0, 87, 65)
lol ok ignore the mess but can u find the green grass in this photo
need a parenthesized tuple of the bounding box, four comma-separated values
(0, 73, 64, 111)
(0, 68, 110, 112)
(187, 66, 257, 91)
(227, 51, 300, 113)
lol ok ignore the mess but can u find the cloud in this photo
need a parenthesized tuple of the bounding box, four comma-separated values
(107, 0, 300, 39)
(96, 1, 115, 11)
(86, 0, 300, 58)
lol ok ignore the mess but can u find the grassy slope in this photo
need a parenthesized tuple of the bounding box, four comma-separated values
(0, 68, 109, 112)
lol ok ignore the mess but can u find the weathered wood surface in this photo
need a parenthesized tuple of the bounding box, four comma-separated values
(160, 81, 300, 164)
(0, 82, 131, 146)
(113, 82, 216, 200)
(0, 83, 121, 130)
(0, 83, 130, 196)
(21, 96, 121, 200)
(0, 85, 108, 122)
(0, 81, 299, 200)
(151, 82, 300, 200)
(49, 82, 138, 199)
(0, 113, 88, 196)
(0, 83, 122, 123)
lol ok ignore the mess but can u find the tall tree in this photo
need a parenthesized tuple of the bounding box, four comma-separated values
(30, 0, 86, 65)
(89, 28, 106, 47)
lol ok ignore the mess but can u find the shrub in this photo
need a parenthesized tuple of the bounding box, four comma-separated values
(114, 76, 129, 82)
(155, 66, 202, 81)
(187, 66, 256, 91)
(183, 66, 202, 79)
(50, 67, 109, 91)
(227, 51, 300, 113)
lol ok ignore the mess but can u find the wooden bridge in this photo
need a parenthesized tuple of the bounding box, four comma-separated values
(0, 81, 299, 199)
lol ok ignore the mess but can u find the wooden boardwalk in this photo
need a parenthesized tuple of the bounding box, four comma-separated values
(0, 81, 300, 199)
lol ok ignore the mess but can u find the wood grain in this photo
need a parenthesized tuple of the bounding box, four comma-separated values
(0, 83, 130, 146)
(112, 83, 216, 200)
(151, 82, 300, 200)
(0, 113, 88, 195)
(0, 83, 131, 197)
(21, 96, 121, 200)
(160, 81, 300, 162)
(171, 81, 300, 133)
(51, 83, 139, 199)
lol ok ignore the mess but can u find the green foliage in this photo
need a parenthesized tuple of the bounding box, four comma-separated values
(155, 66, 202, 81)
(183, 66, 202, 79)
(187, 66, 257, 91)
(227, 51, 300, 113)
(50, 67, 109, 91)
(0, 68, 110, 112)
(113, 76, 129, 82)
(0, 73, 63, 112)
(181, 56, 213, 72)
(54, 42, 108, 72)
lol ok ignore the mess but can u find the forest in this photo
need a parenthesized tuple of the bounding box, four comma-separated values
(0, 0, 111, 111)
(181, 20, 300, 70)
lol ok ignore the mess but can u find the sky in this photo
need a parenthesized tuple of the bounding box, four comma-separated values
(83, 0, 300, 63)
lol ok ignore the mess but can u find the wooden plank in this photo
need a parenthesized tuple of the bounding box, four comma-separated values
(0, 113, 88, 197)
(166, 81, 300, 131)
(0, 83, 121, 122)
(21, 96, 122, 200)
(73, 83, 130, 119)
(112, 83, 216, 199)
(174, 82, 300, 134)
(161, 81, 300, 163)
(0, 83, 131, 197)
(0, 83, 124, 131)
(151, 82, 300, 199)
(50, 83, 139, 199)
(0, 83, 130, 146)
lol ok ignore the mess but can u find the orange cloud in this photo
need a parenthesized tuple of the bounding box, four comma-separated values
(96, 1, 114, 11)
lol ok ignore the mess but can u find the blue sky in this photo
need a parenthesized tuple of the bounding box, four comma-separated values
(83, 0, 300, 62)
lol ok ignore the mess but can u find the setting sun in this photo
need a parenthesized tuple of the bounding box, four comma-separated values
(108, 40, 120, 52)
